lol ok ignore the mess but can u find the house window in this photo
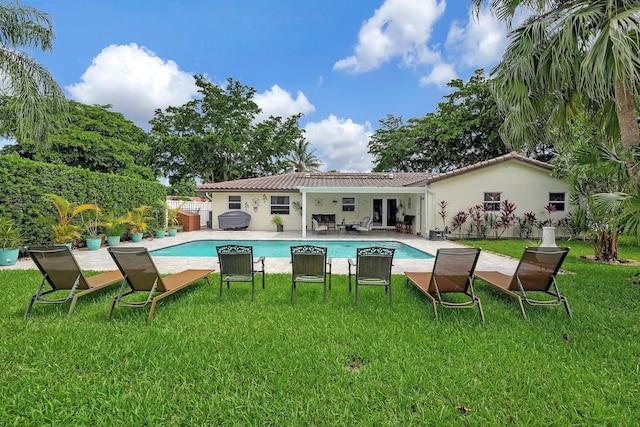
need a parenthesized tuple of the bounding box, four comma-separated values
(342, 197, 356, 212)
(228, 195, 241, 210)
(483, 192, 501, 211)
(270, 196, 290, 215)
(549, 193, 566, 211)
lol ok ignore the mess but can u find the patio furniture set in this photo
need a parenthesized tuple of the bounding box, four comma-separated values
(23, 243, 572, 323)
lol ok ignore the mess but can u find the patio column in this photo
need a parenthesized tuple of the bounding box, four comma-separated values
(301, 191, 307, 237)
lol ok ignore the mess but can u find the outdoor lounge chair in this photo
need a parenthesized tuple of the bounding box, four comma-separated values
(25, 246, 123, 317)
(348, 246, 394, 306)
(312, 219, 328, 233)
(474, 246, 571, 319)
(216, 244, 265, 301)
(290, 245, 332, 302)
(107, 247, 213, 323)
(405, 247, 484, 321)
(355, 216, 373, 233)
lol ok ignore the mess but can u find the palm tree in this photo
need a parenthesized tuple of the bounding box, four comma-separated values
(286, 139, 322, 172)
(0, 1, 67, 146)
(472, 1, 640, 179)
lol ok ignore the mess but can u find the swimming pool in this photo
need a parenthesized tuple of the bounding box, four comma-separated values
(151, 240, 434, 259)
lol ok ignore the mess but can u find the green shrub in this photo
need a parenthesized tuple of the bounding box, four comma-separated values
(0, 155, 166, 246)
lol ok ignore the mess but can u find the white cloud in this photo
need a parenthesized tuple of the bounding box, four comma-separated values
(66, 43, 198, 127)
(419, 62, 457, 87)
(304, 115, 374, 172)
(334, 0, 446, 73)
(253, 85, 315, 122)
(445, 7, 508, 68)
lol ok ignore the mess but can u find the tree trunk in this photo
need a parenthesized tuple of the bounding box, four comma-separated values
(593, 228, 619, 262)
(614, 80, 640, 180)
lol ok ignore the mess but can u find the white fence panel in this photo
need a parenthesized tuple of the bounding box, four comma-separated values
(166, 200, 212, 228)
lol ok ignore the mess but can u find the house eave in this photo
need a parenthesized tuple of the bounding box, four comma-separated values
(297, 186, 426, 194)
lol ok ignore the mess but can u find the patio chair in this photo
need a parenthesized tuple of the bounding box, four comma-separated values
(312, 219, 328, 234)
(405, 247, 484, 321)
(474, 246, 571, 319)
(25, 246, 123, 318)
(348, 246, 395, 306)
(355, 216, 373, 233)
(216, 244, 265, 301)
(107, 247, 213, 323)
(290, 245, 332, 302)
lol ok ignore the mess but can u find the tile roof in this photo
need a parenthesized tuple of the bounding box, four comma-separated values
(426, 151, 553, 184)
(197, 171, 432, 192)
(196, 152, 553, 192)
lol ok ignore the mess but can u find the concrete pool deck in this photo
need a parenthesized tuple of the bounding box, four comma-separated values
(5, 229, 520, 275)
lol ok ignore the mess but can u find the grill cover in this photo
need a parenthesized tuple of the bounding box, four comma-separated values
(218, 211, 251, 230)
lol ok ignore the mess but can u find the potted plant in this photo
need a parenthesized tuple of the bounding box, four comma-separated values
(163, 200, 186, 236)
(0, 217, 22, 266)
(102, 215, 127, 247)
(152, 205, 167, 238)
(46, 194, 99, 247)
(125, 205, 152, 242)
(83, 210, 103, 251)
(271, 214, 284, 232)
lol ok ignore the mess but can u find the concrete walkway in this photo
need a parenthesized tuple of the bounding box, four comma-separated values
(5, 230, 519, 275)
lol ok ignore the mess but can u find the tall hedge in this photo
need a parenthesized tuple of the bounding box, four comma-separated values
(0, 155, 167, 246)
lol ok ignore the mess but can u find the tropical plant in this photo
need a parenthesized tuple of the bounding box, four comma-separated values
(270, 214, 283, 226)
(0, 216, 22, 249)
(82, 210, 102, 238)
(554, 141, 628, 260)
(468, 204, 486, 238)
(496, 199, 517, 237)
(450, 211, 468, 237)
(162, 200, 186, 229)
(0, 2, 67, 147)
(125, 205, 153, 234)
(437, 200, 448, 230)
(472, 1, 640, 179)
(46, 194, 99, 244)
(101, 214, 127, 237)
(286, 138, 322, 172)
(516, 211, 537, 239)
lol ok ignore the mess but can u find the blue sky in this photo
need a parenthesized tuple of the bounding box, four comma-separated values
(27, 0, 511, 172)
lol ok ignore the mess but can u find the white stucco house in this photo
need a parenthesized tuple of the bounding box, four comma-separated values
(196, 152, 570, 238)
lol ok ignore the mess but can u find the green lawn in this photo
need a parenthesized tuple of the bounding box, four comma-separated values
(1, 239, 639, 425)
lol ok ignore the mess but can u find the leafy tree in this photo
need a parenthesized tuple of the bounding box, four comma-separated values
(369, 114, 417, 172)
(1, 100, 155, 180)
(286, 138, 322, 172)
(472, 0, 640, 179)
(149, 75, 302, 183)
(167, 178, 197, 197)
(0, 1, 67, 146)
(369, 70, 514, 172)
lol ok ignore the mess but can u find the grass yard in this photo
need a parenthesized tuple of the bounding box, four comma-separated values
(1, 239, 639, 425)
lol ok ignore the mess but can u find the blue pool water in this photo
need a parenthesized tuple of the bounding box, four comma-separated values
(151, 240, 433, 259)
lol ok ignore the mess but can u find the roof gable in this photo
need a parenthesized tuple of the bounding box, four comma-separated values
(426, 151, 553, 184)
